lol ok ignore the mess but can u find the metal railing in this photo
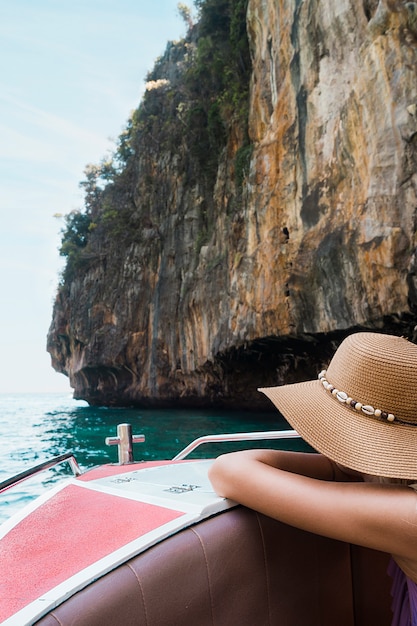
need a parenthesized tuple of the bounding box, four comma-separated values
(172, 429, 300, 460)
(0, 427, 300, 493)
(0, 453, 82, 494)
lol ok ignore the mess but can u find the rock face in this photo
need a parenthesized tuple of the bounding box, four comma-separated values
(48, 0, 417, 407)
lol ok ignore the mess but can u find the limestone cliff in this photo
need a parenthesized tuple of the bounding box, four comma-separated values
(48, 0, 417, 408)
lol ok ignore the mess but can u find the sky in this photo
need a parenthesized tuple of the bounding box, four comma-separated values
(0, 0, 187, 393)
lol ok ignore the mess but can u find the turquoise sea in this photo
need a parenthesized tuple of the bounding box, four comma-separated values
(0, 393, 307, 524)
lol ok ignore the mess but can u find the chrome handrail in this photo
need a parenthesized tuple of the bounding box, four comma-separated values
(172, 429, 300, 460)
(0, 453, 82, 493)
(0, 429, 300, 491)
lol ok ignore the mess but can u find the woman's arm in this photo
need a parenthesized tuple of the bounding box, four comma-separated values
(212, 449, 360, 482)
(208, 449, 417, 559)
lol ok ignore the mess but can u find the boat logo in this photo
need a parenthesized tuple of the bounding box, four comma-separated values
(164, 483, 201, 494)
(111, 476, 137, 483)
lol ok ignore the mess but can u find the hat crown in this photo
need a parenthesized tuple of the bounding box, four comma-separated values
(326, 333, 417, 426)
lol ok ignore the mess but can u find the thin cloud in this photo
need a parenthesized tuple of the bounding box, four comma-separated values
(0, 91, 110, 150)
(0, 0, 184, 392)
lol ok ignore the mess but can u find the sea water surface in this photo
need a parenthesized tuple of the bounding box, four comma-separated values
(0, 393, 307, 524)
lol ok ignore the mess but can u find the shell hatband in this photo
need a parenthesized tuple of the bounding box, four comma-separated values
(317, 370, 415, 425)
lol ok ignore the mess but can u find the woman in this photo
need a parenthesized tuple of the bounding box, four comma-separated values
(208, 332, 417, 625)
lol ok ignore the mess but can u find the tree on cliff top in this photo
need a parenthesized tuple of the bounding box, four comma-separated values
(58, 0, 251, 287)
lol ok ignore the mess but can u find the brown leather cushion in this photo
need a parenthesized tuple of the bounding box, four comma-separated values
(35, 506, 392, 625)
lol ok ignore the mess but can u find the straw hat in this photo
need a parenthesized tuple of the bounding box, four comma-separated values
(259, 332, 417, 479)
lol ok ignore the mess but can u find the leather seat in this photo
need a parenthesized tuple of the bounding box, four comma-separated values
(35, 506, 392, 625)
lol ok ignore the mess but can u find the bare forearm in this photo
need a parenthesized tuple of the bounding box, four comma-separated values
(209, 449, 338, 495)
(208, 447, 363, 501)
(208, 450, 331, 514)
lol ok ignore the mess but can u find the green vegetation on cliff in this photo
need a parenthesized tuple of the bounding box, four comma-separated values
(59, 0, 251, 285)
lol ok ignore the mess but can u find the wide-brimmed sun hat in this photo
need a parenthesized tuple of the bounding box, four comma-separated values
(259, 332, 417, 479)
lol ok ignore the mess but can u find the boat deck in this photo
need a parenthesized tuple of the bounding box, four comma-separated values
(0, 460, 233, 625)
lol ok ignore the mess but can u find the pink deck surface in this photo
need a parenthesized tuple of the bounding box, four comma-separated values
(0, 479, 184, 622)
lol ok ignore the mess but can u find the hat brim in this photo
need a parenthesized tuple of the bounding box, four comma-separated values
(259, 379, 417, 480)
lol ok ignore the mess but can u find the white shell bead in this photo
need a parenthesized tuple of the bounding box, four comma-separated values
(336, 391, 348, 403)
(361, 405, 375, 416)
(374, 409, 382, 417)
(387, 414, 395, 422)
(354, 402, 362, 411)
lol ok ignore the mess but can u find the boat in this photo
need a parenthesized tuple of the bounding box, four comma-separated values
(0, 423, 393, 625)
